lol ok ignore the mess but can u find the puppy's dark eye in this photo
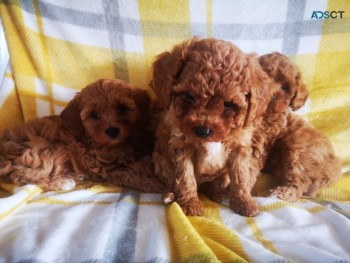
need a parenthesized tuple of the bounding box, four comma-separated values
(91, 111, 100, 120)
(224, 101, 240, 111)
(117, 105, 128, 115)
(281, 84, 289, 92)
(181, 92, 195, 102)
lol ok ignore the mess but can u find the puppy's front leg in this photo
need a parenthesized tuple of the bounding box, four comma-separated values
(174, 158, 203, 216)
(227, 147, 260, 217)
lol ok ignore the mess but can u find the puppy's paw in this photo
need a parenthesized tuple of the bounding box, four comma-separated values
(60, 179, 76, 191)
(230, 195, 259, 217)
(270, 186, 300, 202)
(163, 192, 175, 204)
(180, 197, 203, 216)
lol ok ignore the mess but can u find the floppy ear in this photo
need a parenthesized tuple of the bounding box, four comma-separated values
(152, 51, 183, 108)
(133, 88, 151, 115)
(243, 59, 273, 127)
(259, 52, 309, 111)
(290, 73, 309, 111)
(258, 52, 280, 78)
(152, 38, 197, 108)
(244, 84, 272, 127)
(60, 94, 85, 135)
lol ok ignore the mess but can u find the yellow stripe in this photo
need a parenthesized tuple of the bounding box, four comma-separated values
(200, 194, 223, 220)
(320, 188, 350, 201)
(33, 93, 70, 107)
(0, 3, 37, 77)
(4, 72, 13, 79)
(43, 39, 116, 88)
(138, 0, 192, 89)
(202, 236, 248, 263)
(85, 184, 122, 194)
(167, 202, 219, 262)
(246, 217, 278, 254)
(167, 197, 249, 262)
(260, 200, 329, 214)
(260, 200, 301, 212)
(125, 50, 148, 89)
(124, 196, 167, 206)
(193, 195, 249, 261)
(190, 216, 249, 262)
(206, 0, 213, 37)
(308, 206, 326, 214)
(308, 1, 350, 167)
(139, 200, 164, 205)
(0, 186, 42, 220)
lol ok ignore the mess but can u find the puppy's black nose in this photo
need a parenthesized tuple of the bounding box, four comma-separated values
(105, 127, 120, 139)
(194, 126, 212, 138)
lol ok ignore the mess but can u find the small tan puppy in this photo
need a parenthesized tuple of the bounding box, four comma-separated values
(151, 37, 273, 216)
(202, 52, 341, 209)
(259, 52, 342, 201)
(0, 79, 163, 193)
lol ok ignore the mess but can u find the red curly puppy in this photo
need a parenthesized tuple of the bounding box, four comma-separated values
(259, 52, 342, 201)
(0, 79, 163, 192)
(203, 52, 341, 208)
(152, 37, 273, 216)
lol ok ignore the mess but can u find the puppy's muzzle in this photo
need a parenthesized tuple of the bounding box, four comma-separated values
(194, 126, 212, 138)
(105, 127, 120, 139)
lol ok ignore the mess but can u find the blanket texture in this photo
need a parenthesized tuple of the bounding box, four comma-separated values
(0, 179, 350, 262)
(0, 0, 350, 262)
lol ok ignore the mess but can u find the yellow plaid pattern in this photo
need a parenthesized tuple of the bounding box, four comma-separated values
(1, 0, 350, 262)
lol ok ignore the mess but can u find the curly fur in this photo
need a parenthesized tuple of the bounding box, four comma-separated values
(151, 37, 274, 216)
(0, 79, 163, 192)
(259, 52, 342, 200)
(204, 52, 341, 211)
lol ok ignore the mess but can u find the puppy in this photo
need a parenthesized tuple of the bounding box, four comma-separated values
(151, 37, 273, 216)
(258, 52, 308, 114)
(202, 52, 341, 211)
(259, 52, 342, 200)
(202, 52, 341, 206)
(199, 52, 310, 208)
(0, 79, 163, 193)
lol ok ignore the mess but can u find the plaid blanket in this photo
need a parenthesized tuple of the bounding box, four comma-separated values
(1, 0, 350, 262)
(1, 179, 350, 262)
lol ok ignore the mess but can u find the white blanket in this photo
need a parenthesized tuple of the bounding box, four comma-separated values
(1, 182, 350, 262)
